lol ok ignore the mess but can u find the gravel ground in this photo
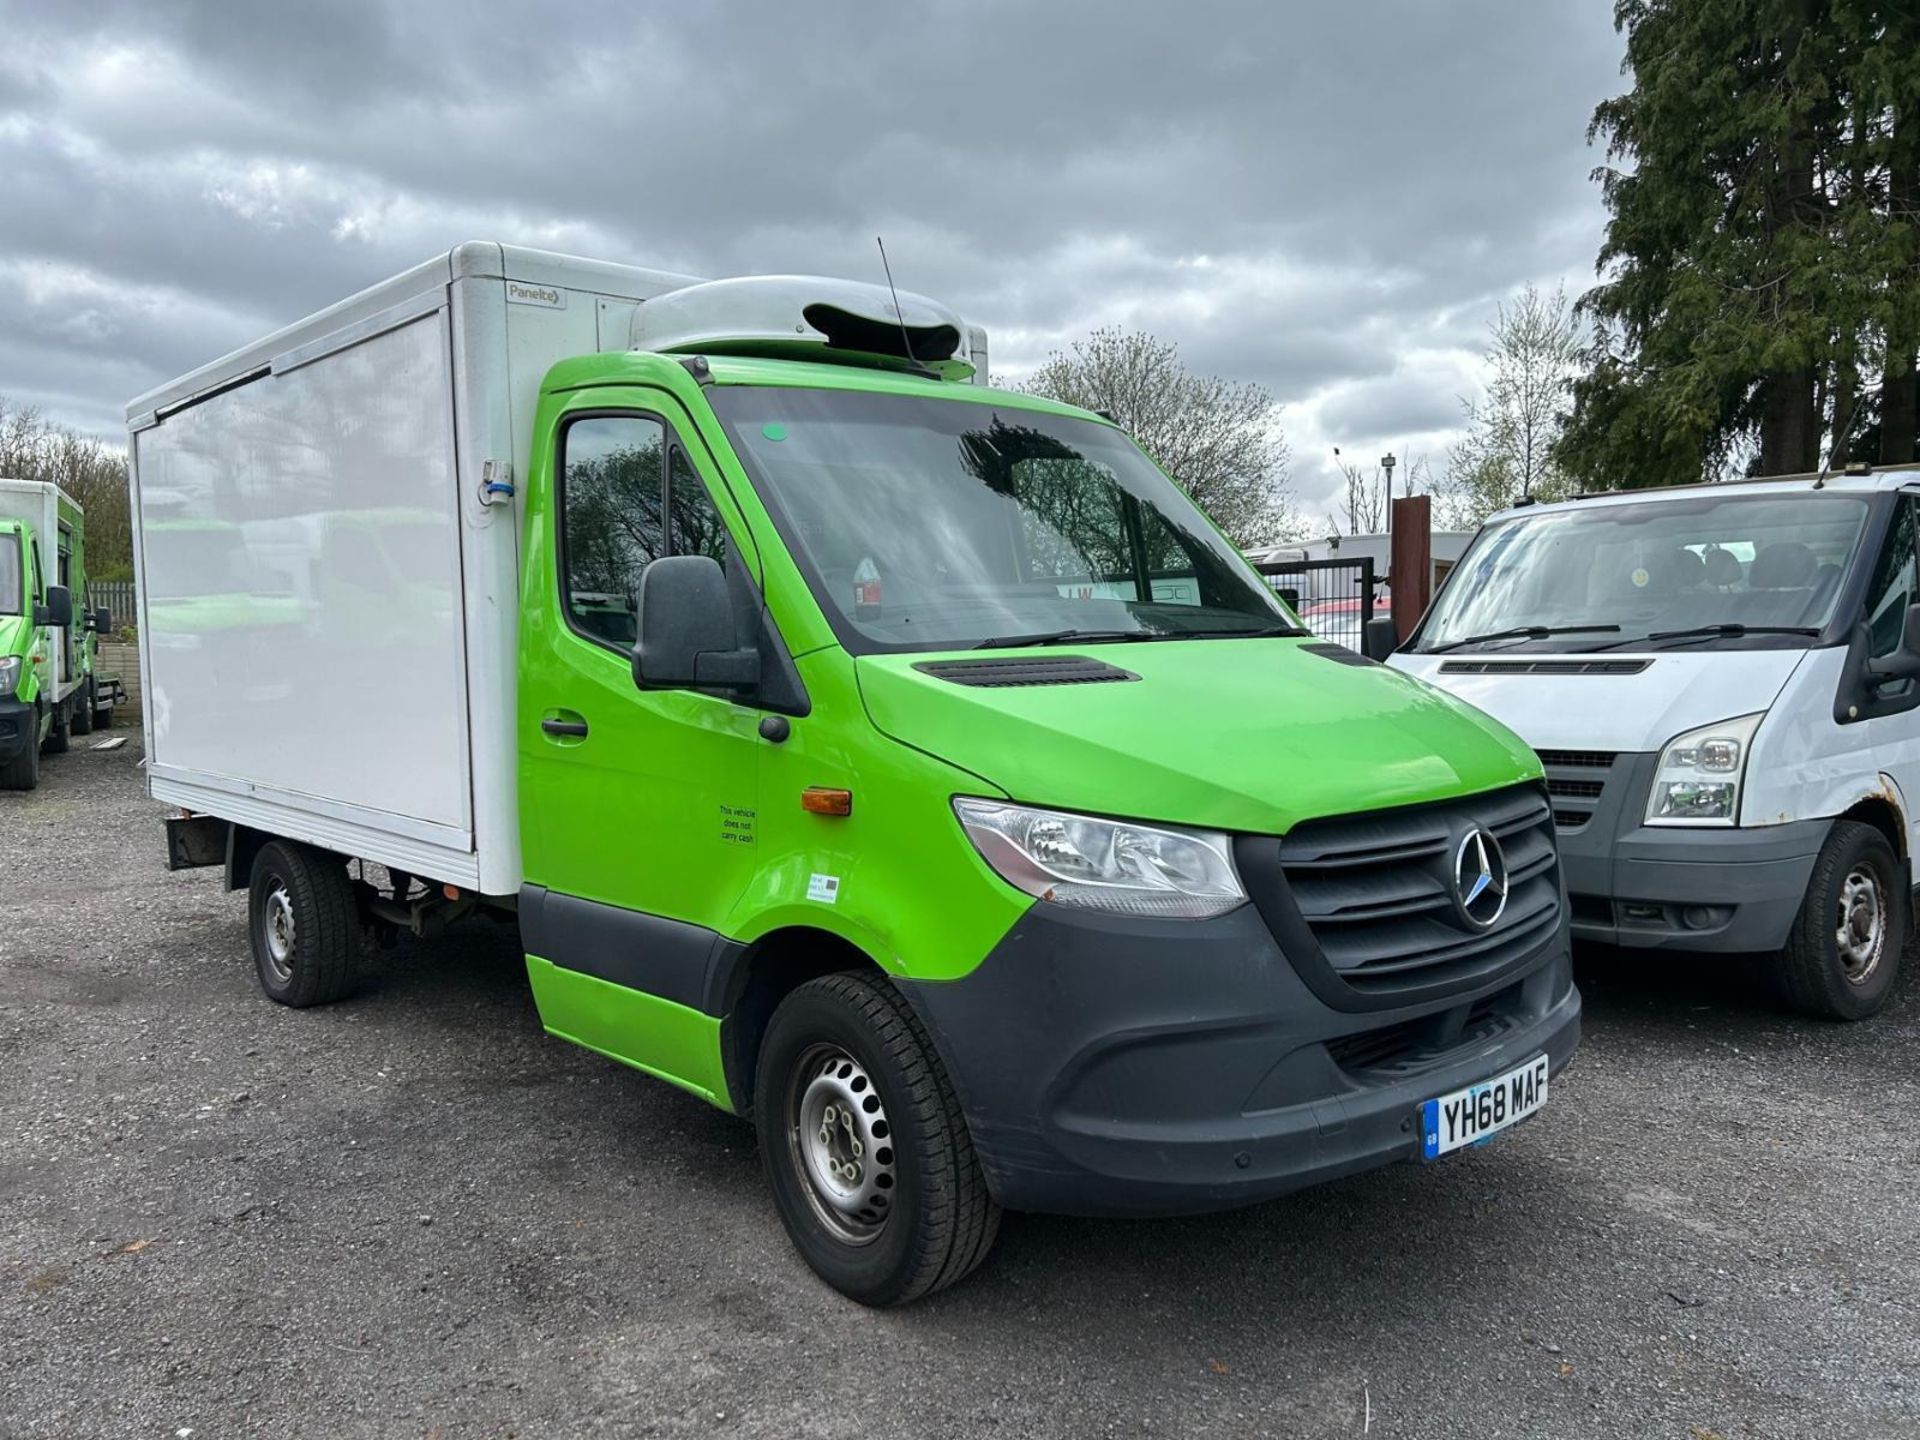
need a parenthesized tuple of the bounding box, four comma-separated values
(3, 735, 1918, 1439)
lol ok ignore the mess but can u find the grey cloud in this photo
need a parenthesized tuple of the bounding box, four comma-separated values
(0, 0, 1626, 518)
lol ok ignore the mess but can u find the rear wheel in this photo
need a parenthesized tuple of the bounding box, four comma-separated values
(755, 972, 999, 1306)
(41, 701, 69, 756)
(247, 841, 362, 1007)
(70, 682, 94, 736)
(1775, 820, 1906, 1021)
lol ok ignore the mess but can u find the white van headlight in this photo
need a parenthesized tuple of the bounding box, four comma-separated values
(1646, 713, 1763, 827)
(953, 798, 1245, 919)
(0, 655, 18, 698)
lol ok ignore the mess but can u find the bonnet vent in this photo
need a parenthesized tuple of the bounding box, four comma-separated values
(913, 656, 1140, 688)
(1439, 658, 1651, 676)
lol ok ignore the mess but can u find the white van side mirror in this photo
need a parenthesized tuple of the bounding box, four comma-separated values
(1867, 601, 1920, 683)
(1362, 616, 1399, 662)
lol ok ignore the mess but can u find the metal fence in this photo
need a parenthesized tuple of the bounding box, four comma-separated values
(1253, 556, 1378, 651)
(91, 580, 137, 631)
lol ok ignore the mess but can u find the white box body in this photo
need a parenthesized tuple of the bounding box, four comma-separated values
(126, 243, 704, 895)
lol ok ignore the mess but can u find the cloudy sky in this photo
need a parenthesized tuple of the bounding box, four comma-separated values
(0, 0, 1624, 529)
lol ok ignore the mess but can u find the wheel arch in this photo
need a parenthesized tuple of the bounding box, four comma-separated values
(718, 925, 890, 1119)
(1837, 777, 1909, 868)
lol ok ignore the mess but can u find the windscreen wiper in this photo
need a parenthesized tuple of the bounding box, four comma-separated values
(1153, 624, 1308, 640)
(1641, 623, 1822, 648)
(975, 628, 1156, 649)
(1423, 624, 1620, 655)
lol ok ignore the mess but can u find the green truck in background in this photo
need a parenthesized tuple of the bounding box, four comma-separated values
(0, 478, 121, 791)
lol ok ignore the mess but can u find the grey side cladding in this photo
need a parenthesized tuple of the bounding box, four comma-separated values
(520, 885, 746, 1016)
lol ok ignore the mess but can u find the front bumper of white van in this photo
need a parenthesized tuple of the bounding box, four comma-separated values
(1546, 750, 1826, 951)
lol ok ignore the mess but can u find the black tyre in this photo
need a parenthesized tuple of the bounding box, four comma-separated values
(70, 682, 94, 736)
(94, 690, 113, 728)
(1775, 820, 1907, 1021)
(0, 714, 39, 791)
(755, 972, 1000, 1306)
(247, 840, 362, 1007)
(41, 701, 68, 756)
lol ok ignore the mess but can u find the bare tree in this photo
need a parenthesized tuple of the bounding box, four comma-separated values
(1446, 285, 1581, 526)
(1021, 328, 1298, 547)
(0, 399, 133, 578)
(1328, 448, 1438, 535)
(1328, 448, 1388, 534)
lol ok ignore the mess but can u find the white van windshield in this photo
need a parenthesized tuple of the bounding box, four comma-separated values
(1418, 492, 1871, 653)
(709, 386, 1300, 654)
(0, 534, 20, 616)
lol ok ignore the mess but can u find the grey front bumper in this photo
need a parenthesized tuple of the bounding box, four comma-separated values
(1552, 751, 1827, 951)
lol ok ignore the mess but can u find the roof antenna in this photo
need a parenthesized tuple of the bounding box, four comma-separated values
(1815, 389, 1867, 489)
(875, 236, 930, 374)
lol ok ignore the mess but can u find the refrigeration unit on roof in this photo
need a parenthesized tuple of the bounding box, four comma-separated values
(632, 275, 974, 380)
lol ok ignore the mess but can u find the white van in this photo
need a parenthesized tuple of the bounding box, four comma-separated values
(1390, 464, 1920, 1020)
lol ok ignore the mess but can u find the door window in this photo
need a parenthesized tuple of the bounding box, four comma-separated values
(558, 413, 733, 651)
(1862, 497, 1919, 659)
(560, 415, 667, 648)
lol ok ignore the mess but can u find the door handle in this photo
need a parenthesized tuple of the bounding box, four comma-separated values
(541, 717, 589, 738)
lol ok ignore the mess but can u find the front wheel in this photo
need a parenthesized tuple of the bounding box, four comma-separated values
(247, 841, 362, 1007)
(70, 682, 94, 736)
(1775, 820, 1907, 1021)
(0, 714, 39, 791)
(755, 972, 1000, 1306)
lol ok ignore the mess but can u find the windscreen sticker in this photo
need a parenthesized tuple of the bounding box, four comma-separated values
(1631, 566, 1650, 588)
(719, 804, 757, 846)
(807, 873, 841, 904)
(761, 423, 788, 442)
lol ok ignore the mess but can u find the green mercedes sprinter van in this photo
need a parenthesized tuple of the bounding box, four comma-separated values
(137, 247, 1580, 1305)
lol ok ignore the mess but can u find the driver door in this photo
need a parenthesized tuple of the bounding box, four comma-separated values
(518, 389, 765, 1026)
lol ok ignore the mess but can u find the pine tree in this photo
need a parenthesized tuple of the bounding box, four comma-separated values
(1559, 1, 1920, 487)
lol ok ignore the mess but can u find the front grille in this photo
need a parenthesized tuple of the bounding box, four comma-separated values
(1536, 750, 1619, 833)
(1325, 982, 1520, 1076)
(1535, 749, 1618, 771)
(1270, 782, 1561, 1002)
(1547, 778, 1605, 799)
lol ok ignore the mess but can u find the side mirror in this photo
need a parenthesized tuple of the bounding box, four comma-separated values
(1867, 601, 1920, 682)
(40, 584, 72, 629)
(91, 607, 113, 635)
(1362, 615, 1400, 662)
(632, 555, 761, 694)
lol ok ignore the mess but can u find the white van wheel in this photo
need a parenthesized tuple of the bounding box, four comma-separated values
(1776, 821, 1905, 1021)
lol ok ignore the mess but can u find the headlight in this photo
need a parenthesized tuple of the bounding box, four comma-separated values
(953, 798, 1245, 919)
(1646, 713, 1763, 826)
(0, 655, 18, 698)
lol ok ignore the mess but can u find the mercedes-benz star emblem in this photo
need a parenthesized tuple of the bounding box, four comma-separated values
(1452, 827, 1509, 929)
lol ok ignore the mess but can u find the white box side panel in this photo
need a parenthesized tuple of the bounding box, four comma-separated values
(448, 275, 523, 895)
(134, 310, 474, 840)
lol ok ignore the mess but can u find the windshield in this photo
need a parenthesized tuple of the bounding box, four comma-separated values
(0, 533, 19, 617)
(708, 386, 1294, 653)
(1417, 492, 1872, 652)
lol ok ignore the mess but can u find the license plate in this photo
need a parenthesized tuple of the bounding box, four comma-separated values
(1420, 1054, 1549, 1159)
